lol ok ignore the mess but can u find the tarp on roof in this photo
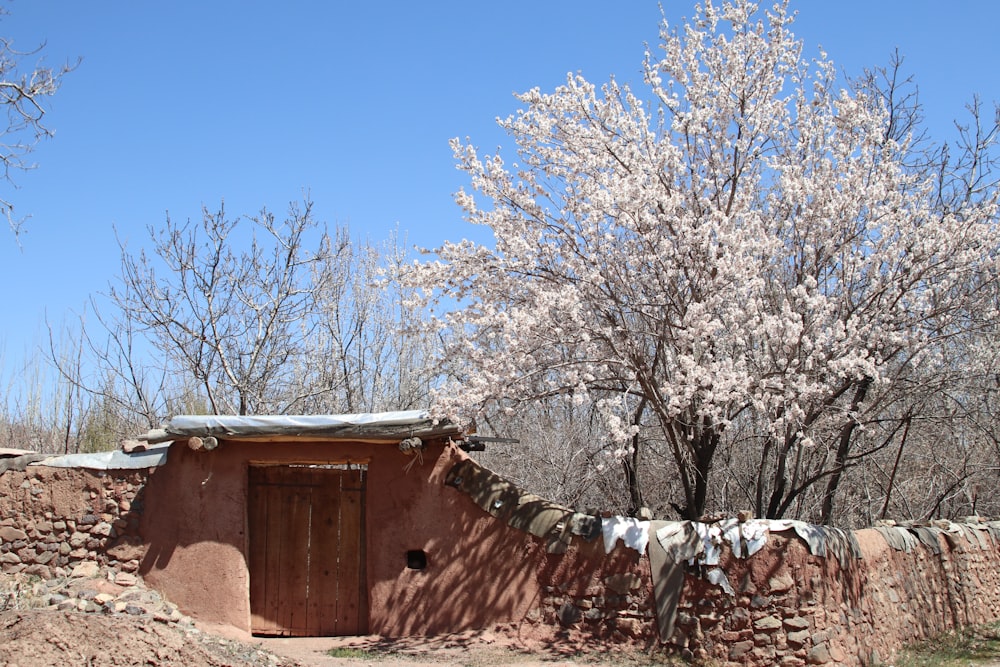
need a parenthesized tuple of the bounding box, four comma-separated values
(145, 410, 461, 443)
(31, 443, 171, 470)
(0, 447, 35, 458)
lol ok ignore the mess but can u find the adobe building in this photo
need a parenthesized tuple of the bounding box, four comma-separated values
(5, 410, 1000, 665)
(134, 411, 578, 638)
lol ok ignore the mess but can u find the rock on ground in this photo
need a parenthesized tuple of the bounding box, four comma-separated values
(0, 609, 292, 667)
(0, 567, 678, 667)
(0, 568, 298, 667)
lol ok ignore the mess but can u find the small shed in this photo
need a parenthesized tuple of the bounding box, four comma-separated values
(134, 411, 547, 637)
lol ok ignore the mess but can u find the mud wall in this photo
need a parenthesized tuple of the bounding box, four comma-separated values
(0, 443, 544, 636)
(0, 466, 148, 580)
(3, 448, 1000, 667)
(136, 440, 545, 635)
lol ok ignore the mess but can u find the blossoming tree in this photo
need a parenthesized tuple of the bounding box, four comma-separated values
(410, 0, 1000, 522)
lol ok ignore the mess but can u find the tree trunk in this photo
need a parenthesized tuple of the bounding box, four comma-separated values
(623, 442, 644, 516)
(765, 431, 797, 519)
(820, 379, 871, 524)
(692, 430, 719, 519)
(624, 398, 647, 516)
(878, 415, 912, 520)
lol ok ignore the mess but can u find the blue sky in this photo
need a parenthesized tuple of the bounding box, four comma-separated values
(0, 1, 998, 373)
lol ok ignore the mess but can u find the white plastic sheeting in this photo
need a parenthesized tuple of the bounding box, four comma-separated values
(29, 443, 170, 470)
(147, 411, 460, 443)
(169, 411, 434, 432)
(601, 516, 651, 554)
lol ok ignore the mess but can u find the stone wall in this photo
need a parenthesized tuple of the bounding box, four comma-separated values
(525, 521, 1000, 666)
(529, 540, 656, 640)
(3, 460, 1000, 667)
(0, 466, 149, 582)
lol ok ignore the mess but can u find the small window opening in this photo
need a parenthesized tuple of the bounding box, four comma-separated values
(406, 549, 427, 570)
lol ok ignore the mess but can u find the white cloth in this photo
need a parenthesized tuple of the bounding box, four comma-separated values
(741, 519, 771, 558)
(601, 516, 651, 554)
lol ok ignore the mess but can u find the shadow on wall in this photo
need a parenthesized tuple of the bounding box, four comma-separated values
(375, 493, 545, 635)
(135, 439, 552, 634)
(361, 446, 542, 636)
(131, 440, 648, 638)
(371, 450, 644, 639)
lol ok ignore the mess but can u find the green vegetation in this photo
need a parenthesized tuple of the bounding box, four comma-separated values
(325, 647, 385, 660)
(894, 622, 1000, 666)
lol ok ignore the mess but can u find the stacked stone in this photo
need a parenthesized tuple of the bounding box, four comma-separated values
(1, 562, 190, 626)
(668, 525, 1000, 667)
(675, 569, 856, 666)
(0, 468, 149, 580)
(526, 521, 1000, 666)
(537, 571, 656, 640)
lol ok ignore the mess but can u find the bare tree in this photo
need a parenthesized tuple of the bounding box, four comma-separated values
(41, 199, 445, 429)
(0, 336, 91, 454)
(475, 399, 634, 514)
(0, 10, 75, 235)
(47, 299, 177, 438)
(109, 200, 328, 415)
(298, 227, 438, 414)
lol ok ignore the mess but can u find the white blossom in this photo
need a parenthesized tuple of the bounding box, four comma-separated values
(406, 0, 1000, 520)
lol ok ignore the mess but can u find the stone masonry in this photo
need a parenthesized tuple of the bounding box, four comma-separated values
(4, 460, 1000, 666)
(0, 466, 149, 581)
(526, 522, 1000, 666)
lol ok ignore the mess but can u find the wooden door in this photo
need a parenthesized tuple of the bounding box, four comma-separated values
(248, 465, 367, 636)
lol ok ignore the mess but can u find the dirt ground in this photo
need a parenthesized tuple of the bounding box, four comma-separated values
(0, 608, 674, 667)
(0, 608, 288, 667)
(0, 568, 671, 667)
(10, 609, 1000, 667)
(7, 569, 1000, 667)
(255, 630, 675, 667)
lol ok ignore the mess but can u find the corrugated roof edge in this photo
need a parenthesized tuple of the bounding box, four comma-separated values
(20, 443, 171, 471)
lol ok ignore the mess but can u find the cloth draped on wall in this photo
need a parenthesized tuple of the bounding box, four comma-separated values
(442, 457, 1000, 645)
(600, 516, 651, 554)
(874, 519, 1000, 555)
(646, 518, 862, 643)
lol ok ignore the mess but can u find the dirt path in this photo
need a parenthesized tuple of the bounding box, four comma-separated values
(1, 568, 666, 667)
(253, 632, 670, 667)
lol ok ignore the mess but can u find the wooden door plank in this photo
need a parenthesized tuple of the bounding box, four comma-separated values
(263, 481, 287, 634)
(337, 469, 366, 634)
(309, 472, 343, 635)
(355, 470, 369, 634)
(278, 484, 312, 636)
(248, 464, 368, 637)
